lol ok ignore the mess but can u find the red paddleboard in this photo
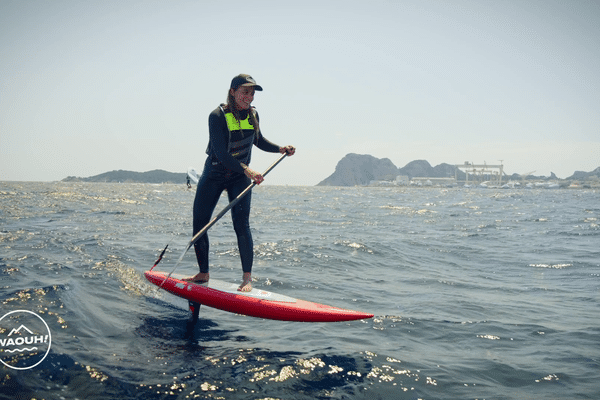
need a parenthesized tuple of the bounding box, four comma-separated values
(145, 271, 374, 322)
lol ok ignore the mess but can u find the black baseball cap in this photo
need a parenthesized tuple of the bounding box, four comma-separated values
(230, 74, 263, 91)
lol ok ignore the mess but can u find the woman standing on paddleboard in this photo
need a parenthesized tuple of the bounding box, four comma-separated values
(185, 74, 295, 292)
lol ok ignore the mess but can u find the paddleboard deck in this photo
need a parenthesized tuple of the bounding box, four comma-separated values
(145, 270, 374, 322)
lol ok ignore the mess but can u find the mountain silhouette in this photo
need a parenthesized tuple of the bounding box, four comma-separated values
(8, 325, 34, 336)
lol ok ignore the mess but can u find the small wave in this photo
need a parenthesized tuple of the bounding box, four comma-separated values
(416, 209, 437, 215)
(529, 263, 573, 269)
(379, 205, 411, 211)
(334, 240, 374, 254)
(477, 334, 500, 340)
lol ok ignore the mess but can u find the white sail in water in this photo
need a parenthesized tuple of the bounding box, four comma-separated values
(187, 167, 199, 184)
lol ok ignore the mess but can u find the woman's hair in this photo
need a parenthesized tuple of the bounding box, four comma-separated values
(226, 90, 260, 134)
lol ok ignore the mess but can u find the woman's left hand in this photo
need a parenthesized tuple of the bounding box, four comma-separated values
(280, 145, 296, 156)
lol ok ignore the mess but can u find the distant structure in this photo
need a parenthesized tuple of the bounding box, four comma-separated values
(411, 177, 457, 186)
(455, 162, 504, 185)
(395, 175, 409, 185)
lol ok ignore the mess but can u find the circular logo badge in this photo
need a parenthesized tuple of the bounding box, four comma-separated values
(0, 310, 52, 370)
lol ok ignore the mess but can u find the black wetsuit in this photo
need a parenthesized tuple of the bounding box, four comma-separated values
(193, 106, 280, 274)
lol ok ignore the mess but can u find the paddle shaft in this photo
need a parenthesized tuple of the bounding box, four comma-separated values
(158, 153, 287, 287)
(187, 152, 287, 250)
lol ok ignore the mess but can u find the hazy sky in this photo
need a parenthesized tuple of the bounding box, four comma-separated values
(2, 0, 599, 185)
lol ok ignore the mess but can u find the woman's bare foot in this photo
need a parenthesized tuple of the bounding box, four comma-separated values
(183, 272, 209, 284)
(238, 272, 252, 292)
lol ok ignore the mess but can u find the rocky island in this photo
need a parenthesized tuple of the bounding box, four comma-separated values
(62, 169, 185, 184)
(317, 154, 459, 186)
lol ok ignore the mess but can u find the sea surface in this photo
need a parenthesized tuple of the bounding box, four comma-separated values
(0, 181, 599, 400)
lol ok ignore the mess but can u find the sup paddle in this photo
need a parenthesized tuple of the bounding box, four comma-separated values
(153, 153, 288, 287)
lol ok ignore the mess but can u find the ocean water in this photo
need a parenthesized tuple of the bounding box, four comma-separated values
(1, 181, 599, 400)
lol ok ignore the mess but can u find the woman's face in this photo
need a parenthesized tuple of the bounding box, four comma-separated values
(231, 86, 255, 110)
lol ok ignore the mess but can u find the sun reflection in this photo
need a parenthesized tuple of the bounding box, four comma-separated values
(271, 365, 297, 382)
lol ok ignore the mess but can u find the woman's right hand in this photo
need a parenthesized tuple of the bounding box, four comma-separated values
(243, 167, 264, 184)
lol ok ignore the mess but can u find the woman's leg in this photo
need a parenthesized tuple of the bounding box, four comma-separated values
(228, 176, 254, 291)
(189, 173, 223, 279)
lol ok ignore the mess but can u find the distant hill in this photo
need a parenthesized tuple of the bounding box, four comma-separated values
(398, 159, 460, 179)
(62, 169, 186, 183)
(317, 154, 465, 186)
(567, 167, 600, 180)
(316, 154, 399, 186)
